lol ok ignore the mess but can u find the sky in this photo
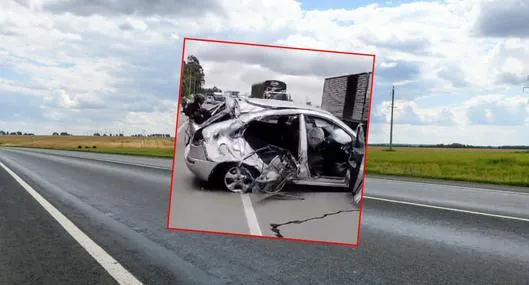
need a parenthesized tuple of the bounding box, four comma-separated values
(0, 0, 528, 146)
(183, 39, 374, 105)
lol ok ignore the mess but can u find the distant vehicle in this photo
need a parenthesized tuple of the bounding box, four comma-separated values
(212, 92, 226, 102)
(251, 80, 288, 100)
(184, 96, 365, 205)
(224, 90, 240, 97)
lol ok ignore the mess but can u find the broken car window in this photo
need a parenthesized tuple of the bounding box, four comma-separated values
(243, 114, 300, 162)
(304, 115, 352, 178)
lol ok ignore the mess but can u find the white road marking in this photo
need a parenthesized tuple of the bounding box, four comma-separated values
(5, 148, 172, 171)
(240, 194, 263, 236)
(78, 159, 171, 170)
(369, 177, 529, 196)
(364, 195, 529, 222)
(0, 161, 143, 285)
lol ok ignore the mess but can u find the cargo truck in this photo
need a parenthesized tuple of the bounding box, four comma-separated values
(250, 80, 291, 101)
(320, 72, 372, 138)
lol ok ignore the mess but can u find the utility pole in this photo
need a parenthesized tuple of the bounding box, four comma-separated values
(389, 85, 395, 150)
(522, 75, 529, 103)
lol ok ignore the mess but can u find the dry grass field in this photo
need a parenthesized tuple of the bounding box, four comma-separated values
(0, 135, 175, 157)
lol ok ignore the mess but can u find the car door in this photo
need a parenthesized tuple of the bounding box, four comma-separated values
(346, 124, 366, 205)
(296, 113, 310, 179)
(294, 114, 352, 186)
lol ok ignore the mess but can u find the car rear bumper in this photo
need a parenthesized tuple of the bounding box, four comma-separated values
(184, 144, 217, 182)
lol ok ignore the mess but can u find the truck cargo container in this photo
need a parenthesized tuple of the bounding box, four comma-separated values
(320, 72, 372, 136)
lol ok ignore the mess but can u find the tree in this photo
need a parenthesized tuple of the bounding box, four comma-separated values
(181, 55, 205, 101)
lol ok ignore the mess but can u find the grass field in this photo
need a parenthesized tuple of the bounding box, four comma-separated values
(1, 136, 528, 187)
(367, 146, 529, 187)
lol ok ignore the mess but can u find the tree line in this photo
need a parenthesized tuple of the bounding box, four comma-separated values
(1, 131, 72, 136)
(0, 131, 171, 138)
(181, 55, 224, 101)
(0, 131, 35, 136)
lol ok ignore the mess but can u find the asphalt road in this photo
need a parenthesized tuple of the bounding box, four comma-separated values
(1, 138, 529, 284)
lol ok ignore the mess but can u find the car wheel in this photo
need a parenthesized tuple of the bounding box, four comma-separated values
(219, 164, 256, 193)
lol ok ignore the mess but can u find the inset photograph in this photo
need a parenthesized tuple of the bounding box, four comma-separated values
(168, 38, 375, 246)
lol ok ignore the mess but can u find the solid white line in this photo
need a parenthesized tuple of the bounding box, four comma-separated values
(240, 194, 263, 236)
(5, 148, 172, 171)
(364, 195, 529, 222)
(0, 161, 143, 285)
(368, 177, 529, 196)
(83, 159, 172, 170)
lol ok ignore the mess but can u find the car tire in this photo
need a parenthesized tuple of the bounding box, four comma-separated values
(216, 163, 259, 193)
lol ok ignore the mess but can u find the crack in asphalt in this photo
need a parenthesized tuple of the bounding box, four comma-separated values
(269, 209, 360, 238)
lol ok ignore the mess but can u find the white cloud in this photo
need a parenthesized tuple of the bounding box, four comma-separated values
(1, 0, 529, 145)
(184, 39, 374, 106)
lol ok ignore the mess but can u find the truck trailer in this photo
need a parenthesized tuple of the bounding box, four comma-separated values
(320, 72, 372, 134)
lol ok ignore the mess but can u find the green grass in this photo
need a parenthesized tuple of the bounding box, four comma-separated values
(367, 147, 529, 187)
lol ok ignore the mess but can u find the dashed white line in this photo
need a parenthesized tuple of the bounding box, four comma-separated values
(0, 161, 143, 285)
(364, 195, 529, 222)
(240, 194, 263, 236)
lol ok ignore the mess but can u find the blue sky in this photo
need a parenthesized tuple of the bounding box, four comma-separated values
(0, 67, 31, 82)
(0, 0, 528, 145)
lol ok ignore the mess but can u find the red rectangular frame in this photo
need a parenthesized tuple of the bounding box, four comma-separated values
(166, 37, 377, 247)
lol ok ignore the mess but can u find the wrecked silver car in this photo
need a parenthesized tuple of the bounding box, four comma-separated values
(184, 97, 366, 205)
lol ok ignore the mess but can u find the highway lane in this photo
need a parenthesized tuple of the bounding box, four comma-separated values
(1, 146, 529, 284)
(365, 178, 529, 220)
(18, 145, 529, 221)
